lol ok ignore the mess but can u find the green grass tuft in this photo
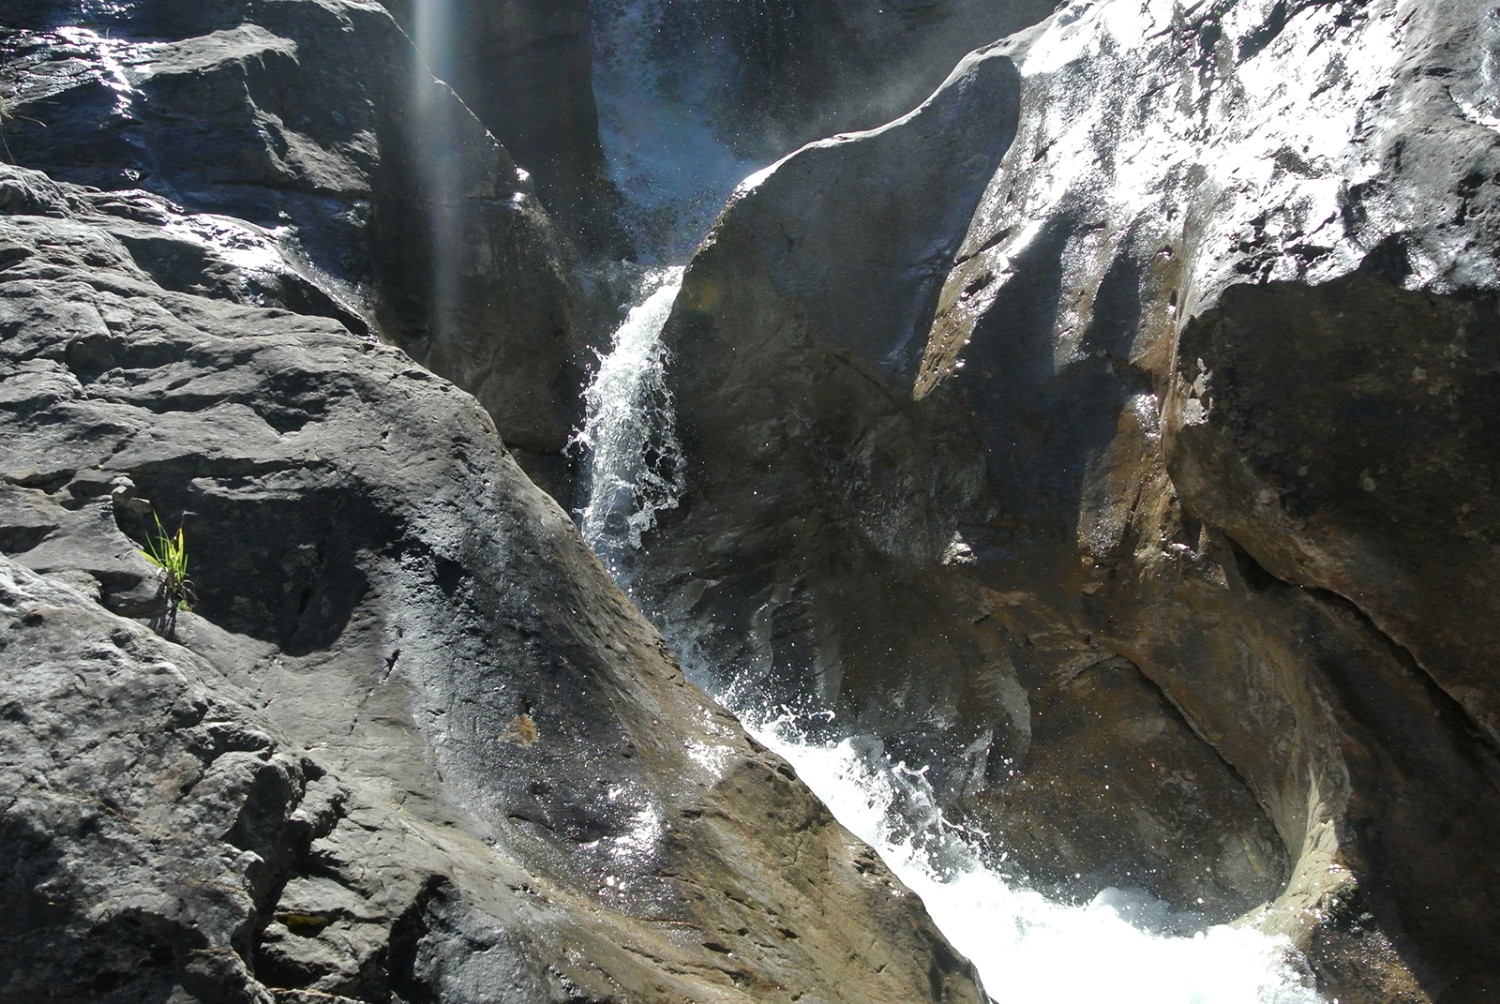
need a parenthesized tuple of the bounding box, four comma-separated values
(140, 511, 195, 613)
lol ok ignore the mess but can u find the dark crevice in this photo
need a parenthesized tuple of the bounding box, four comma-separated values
(1216, 531, 1500, 989)
(386, 875, 452, 1004)
(1224, 530, 1500, 764)
(1224, 535, 1284, 592)
(1302, 584, 1500, 767)
(953, 225, 1015, 267)
(1236, 0, 1288, 59)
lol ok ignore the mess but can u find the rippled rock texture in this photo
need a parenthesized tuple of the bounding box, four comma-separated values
(0, 0, 589, 486)
(650, 0, 1500, 998)
(0, 158, 982, 1003)
(0, 3, 986, 1000)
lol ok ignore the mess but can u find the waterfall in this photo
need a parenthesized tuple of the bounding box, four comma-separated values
(576, 4, 1325, 999)
(740, 710, 1322, 1004)
(572, 266, 686, 582)
(571, 286, 1322, 1003)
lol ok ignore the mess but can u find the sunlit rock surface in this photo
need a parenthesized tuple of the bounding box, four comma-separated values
(0, 0, 990, 996)
(5, 0, 1498, 998)
(651, 0, 1500, 998)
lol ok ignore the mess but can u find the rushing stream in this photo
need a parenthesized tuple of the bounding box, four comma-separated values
(571, 268, 1322, 1004)
(579, 3, 1324, 1000)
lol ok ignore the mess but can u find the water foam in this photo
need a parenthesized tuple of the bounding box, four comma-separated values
(575, 4, 1326, 998)
(570, 261, 1323, 1004)
(738, 707, 1321, 1004)
(572, 266, 686, 583)
(570, 271, 1322, 1000)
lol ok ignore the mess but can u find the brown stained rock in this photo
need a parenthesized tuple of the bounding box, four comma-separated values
(1155, 277, 1500, 998)
(1166, 277, 1500, 743)
(0, 164, 984, 1000)
(980, 656, 1288, 915)
(642, 0, 1500, 997)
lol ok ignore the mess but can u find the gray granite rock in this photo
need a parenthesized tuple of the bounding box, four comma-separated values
(646, 0, 1500, 997)
(0, 0, 589, 486)
(0, 163, 983, 1002)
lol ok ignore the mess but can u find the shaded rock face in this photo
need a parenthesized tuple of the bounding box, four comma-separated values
(615, 0, 1058, 163)
(0, 161, 984, 1003)
(377, 0, 625, 256)
(649, 0, 1500, 996)
(0, 0, 588, 486)
(650, 40, 1031, 765)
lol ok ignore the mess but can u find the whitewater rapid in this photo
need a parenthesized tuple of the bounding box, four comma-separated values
(579, 4, 1324, 998)
(743, 711, 1319, 1004)
(570, 269, 1321, 1004)
(570, 267, 686, 584)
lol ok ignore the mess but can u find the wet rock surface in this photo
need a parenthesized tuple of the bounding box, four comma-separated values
(0, 8, 986, 1000)
(649, 0, 1500, 997)
(6, 0, 1500, 998)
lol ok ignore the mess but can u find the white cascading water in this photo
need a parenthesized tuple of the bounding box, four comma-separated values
(741, 709, 1321, 1004)
(578, 3, 1325, 1000)
(572, 293, 1322, 1003)
(571, 266, 686, 584)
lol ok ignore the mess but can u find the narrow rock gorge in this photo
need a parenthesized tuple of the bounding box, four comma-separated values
(2, 0, 1497, 1002)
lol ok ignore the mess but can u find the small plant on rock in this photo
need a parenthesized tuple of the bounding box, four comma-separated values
(139, 511, 195, 634)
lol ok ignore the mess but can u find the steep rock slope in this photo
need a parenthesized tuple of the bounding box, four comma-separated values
(0, 0, 589, 487)
(650, 0, 1500, 998)
(0, 163, 984, 1003)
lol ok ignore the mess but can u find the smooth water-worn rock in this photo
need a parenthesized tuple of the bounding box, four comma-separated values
(587, 0, 1060, 263)
(649, 0, 1500, 997)
(8, 0, 1499, 998)
(0, 97, 982, 1004)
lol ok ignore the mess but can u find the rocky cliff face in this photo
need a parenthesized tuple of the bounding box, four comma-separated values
(0, 2, 986, 1001)
(0, 156, 981, 1003)
(647, 0, 1500, 998)
(1, 0, 592, 491)
(6, 0, 1498, 999)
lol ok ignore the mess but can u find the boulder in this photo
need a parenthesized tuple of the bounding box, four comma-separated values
(0, 161, 984, 1000)
(0, 0, 590, 488)
(646, 0, 1500, 996)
